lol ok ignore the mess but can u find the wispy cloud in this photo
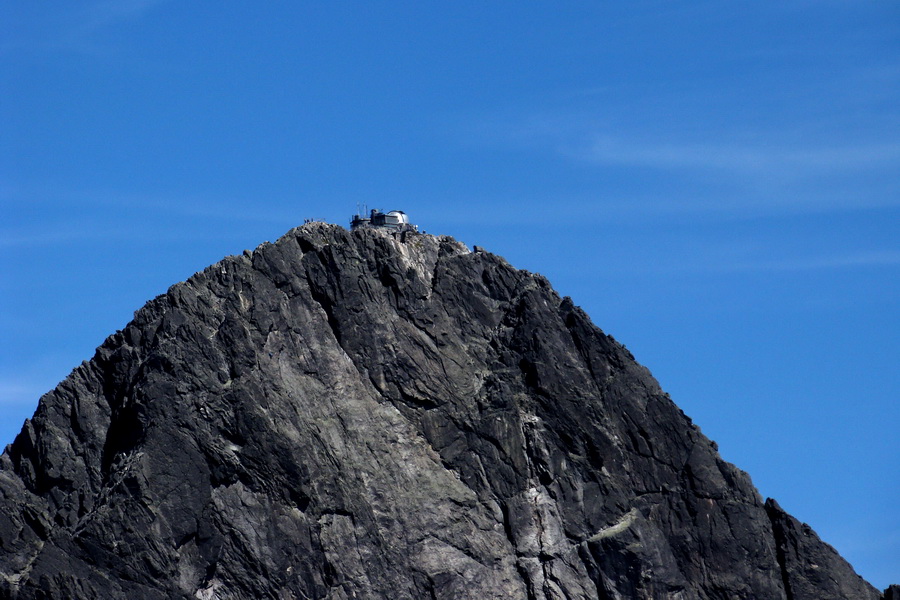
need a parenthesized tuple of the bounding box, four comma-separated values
(0, 380, 50, 406)
(493, 109, 900, 176)
(2, 0, 168, 55)
(728, 250, 900, 273)
(0, 227, 101, 249)
(0, 185, 308, 248)
(589, 247, 900, 278)
(833, 527, 900, 556)
(460, 103, 900, 218)
(579, 137, 900, 175)
(0, 222, 284, 249)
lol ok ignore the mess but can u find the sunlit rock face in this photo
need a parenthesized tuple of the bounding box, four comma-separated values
(0, 223, 883, 599)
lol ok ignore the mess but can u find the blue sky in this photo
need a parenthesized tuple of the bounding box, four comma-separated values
(1, 1, 897, 588)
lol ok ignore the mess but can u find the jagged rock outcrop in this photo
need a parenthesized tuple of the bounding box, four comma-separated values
(764, 499, 882, 600)
(0, 224, 884, 599)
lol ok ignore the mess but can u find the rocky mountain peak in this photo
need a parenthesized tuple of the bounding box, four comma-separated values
(0, 223, 887, 599)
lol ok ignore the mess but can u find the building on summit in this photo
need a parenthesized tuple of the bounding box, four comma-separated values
(350, 209, 417, 233)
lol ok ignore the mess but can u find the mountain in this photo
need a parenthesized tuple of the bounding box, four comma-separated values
(0, 223, 886, 599)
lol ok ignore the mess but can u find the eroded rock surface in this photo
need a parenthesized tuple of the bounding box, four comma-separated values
(0, 224, 884, 599)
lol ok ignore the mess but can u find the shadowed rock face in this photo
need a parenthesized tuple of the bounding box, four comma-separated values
(0, 224, 883, 599)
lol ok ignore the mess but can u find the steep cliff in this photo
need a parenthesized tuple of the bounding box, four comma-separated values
(0, 224, 883, 599)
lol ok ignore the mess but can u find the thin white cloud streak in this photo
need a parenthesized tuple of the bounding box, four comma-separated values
(463, 105, 899, 216)
(580, 137, 900, 174)
(87, 0, 167, 25)
(0, 227, 97, 248)
(833, 528, 900, 556)
(0, 187, 309, 248)
(505, 111, 900, 175)
(633, 251, 900, 277)
(418, 187, 897, 229)
(0, 381, 50, 406)
(0, 224, 279, 249)
(0, 220, 165, 248)
(728, 250, 900, 273)
(1, 0, 168, 55)
(2, 185, 320, 224)
(572, 247, 900, 278)
(72, 0, 168, 37)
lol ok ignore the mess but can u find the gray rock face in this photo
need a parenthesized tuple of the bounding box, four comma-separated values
(0, 224, 884, 599)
